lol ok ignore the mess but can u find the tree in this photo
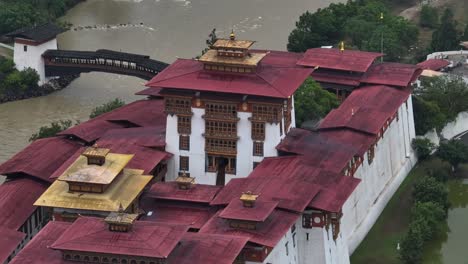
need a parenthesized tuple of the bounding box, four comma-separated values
(430, 8, 460, 52)
(0, 57, 15, 74)
(197, 28, 217, 58)
(413, 176, 449, 210)
(18, 68, 39, 89)
(294, 78, 340, 128)
(437, 139, 468, 172)
(418, 75, 468, 122)
(420, 5, 438, 28)
(29, 120, 74, 141)
(399, 220, 425, 264)
(89, 98, 126, 118)
(412, 96, 446, 135)
(411, 201, 446, 240)
(412, 138, 435, 160)
(463, 24, 468, 41)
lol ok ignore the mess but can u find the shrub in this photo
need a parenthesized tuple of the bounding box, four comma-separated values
(413, 176, 449, 211)
(29, 120, 75, 141)
(411, 202, 446, 240)
(399, 221, 425, 264)
(437, 139, 468, 172)
(89, 98, 125, 119)
(412, 138, 435, 160)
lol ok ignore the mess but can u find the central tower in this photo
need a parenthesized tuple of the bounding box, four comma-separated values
(145, 34, 313, 186)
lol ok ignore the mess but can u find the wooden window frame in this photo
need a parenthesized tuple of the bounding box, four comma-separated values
(204, 101, 238, 120)
(177, 115, 191, 134)
(253, 141, 264, 156)
(165, 96, 192, 115)
(205, 138, 237, 155)
(179, 156, 189, 171)
(179, 135, 190, 150)
(252, 104, 281, 123)
(205, 120, 237, 138)
(251, 122, 265, 141)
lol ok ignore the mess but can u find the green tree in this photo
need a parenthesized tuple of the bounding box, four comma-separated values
(0, 2, 44, 34)
(411, 138, 435, 160)
(18, 68, 39, 89)
(399, 220, 425, 264)
(437, 139, 468, 172)
(294, 78, 340, 128)
(197, 28, 217, 59)
(89, 98, 126, 119)
(413, 176, 449, 210)
(0, 57, 15, 74)
(3, 71, 27, 94)
(29, 120, 74, 141)
(412, 96, 446, 135)
(430, 8, 460, 52)
(418, 75, 468, 122)
(463, 24, 468, 41)
(420, 5, 438, 28)
(411, 201, 446, 240)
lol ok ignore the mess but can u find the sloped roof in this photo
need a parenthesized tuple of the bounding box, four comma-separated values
(0, 227, 25, 264)
(51, 217, 189, 258)
(311, 70, 362, 87)
(297, 48, 383, 73)
(417, 59, 450, 71)
(5, 23, 64, 43)
(200, 210, 298, 247)
(144, 51, 314, 99)
(9, 221, 72, 264)
(361, 62, 422, 87)
(309, 175, 360, 212)
(167, 233, 249, 264)
(219, 200, 278, 222)
(319, 85, 410, 135)
(147, 182, 221, 204)
(0, 137, 82, 183)
(0, 178, 47, 230)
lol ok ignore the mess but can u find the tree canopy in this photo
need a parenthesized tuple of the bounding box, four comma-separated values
(437, 139, 468, 172)
(29, 120, 74, 141)
(294, 78, 339, 128)
(419, 4, 438, 28)
(287, 0, 418, 61)
(430, 8, 461, 52)
(89, 98, 126, 119)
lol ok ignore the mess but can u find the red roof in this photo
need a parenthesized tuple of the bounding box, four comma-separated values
(99, 126, 166, 148)
(219, 200, 278, 222)
(361, 62, 422, 87)
(0, 178, 47, 230)
(308, 174, 361, 212)
(135, 87, 163, 97)
(319, 85, 410, 135)
(140, 199, 218, 230)
(167, 233, 249, 264)
(276, 129, 360, 174)
(211, 156, 320, 213)
(297, 48, 383, 73)
(10, 221, 72, 264)
(311, 70, 362, 87)
(200, 209, 299, 247)
(147, 182, 222, 203)
(417, 59, 450, 71)
(0, 137, 82, 182)
(50, 217, 189, 259)
(58, 99, 166, 143)
(145, 51, 314, 99)
(0, 227, 25, 264)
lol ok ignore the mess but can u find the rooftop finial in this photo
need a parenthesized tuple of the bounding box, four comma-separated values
(340, 41, 345, 52)
(230, 30, 235, 41)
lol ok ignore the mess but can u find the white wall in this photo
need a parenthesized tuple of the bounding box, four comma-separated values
(341, 96, 417, 254)
(13, 38, 57, 85)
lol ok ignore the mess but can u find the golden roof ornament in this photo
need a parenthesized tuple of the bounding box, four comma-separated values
(230, 30, 235, 41)
(340, 41, 345, 52)
(240, 191, 259, 208)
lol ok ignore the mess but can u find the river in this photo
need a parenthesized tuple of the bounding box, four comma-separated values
(0, 0, 344, 163)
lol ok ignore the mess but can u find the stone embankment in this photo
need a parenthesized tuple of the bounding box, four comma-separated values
(0, 75, 78, 104)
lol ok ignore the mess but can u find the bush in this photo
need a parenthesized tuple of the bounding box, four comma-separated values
(412, 96, 446, 135)
(437, 139, 468, 172)
(413, 176, 449, 211)
(89, 98, 125, 119)
(29, 120, 75, 141)
(411, 202, 446, 240)
(399, 221, 425, 264)
(412, 138, 435, 160)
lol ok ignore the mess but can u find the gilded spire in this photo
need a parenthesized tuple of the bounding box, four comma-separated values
(230, 30, 236, 41)
(340, 41, 345, 52)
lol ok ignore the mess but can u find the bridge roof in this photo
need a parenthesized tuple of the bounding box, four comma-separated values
(6, 23, 64, 43)
(145, 51, 313, 99)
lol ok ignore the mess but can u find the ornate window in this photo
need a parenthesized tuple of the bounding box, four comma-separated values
(253, 142, 264, 156)
(179, 156, 189, 171)
(206, 138, 237, 155)
(368, 144, 375, 165)
(205, 120, 237, 138)
(251, 122, 265, 140)
(177, 116, 191, 134)
(165, 97, 192, 115)
(205, 102, 238, 120)
(206, 155, 236, 174)
(179, 136, 190, 150)
(252, 104, 281, 123)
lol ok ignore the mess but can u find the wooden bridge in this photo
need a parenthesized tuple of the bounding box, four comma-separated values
(42, 49, 169, 80)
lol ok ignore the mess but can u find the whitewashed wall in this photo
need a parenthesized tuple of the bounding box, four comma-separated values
(420, 111, 468, 146)
(341, 96, 417, 254)
(13, 38, 57, 85)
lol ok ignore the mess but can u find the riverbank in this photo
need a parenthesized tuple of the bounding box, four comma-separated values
(351, 157, 468, 263)
(0, 75, 78, 104)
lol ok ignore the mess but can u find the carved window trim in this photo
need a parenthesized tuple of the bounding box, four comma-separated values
(165, 96, 192, 115)
(251, 104, 281, 123)
(205, 138, 237, 155)
(251, 122, 265, 141)
(177, 115, 191, 134)
(179, 135, 190, 150)
(253, 141, 264, 156)
(204, 101, 238, 120)
(205, 120, 237, 138)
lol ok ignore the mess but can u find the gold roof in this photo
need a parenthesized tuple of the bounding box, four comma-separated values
(82, 147, 110, 158)
(240, 191, 259, 202)
(105, 212, 138, 226)
(212, 38, 255, 50)
(34, 169, 153, 212)
(58, 153, 133, 185)
(199, 49, 267, 67)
